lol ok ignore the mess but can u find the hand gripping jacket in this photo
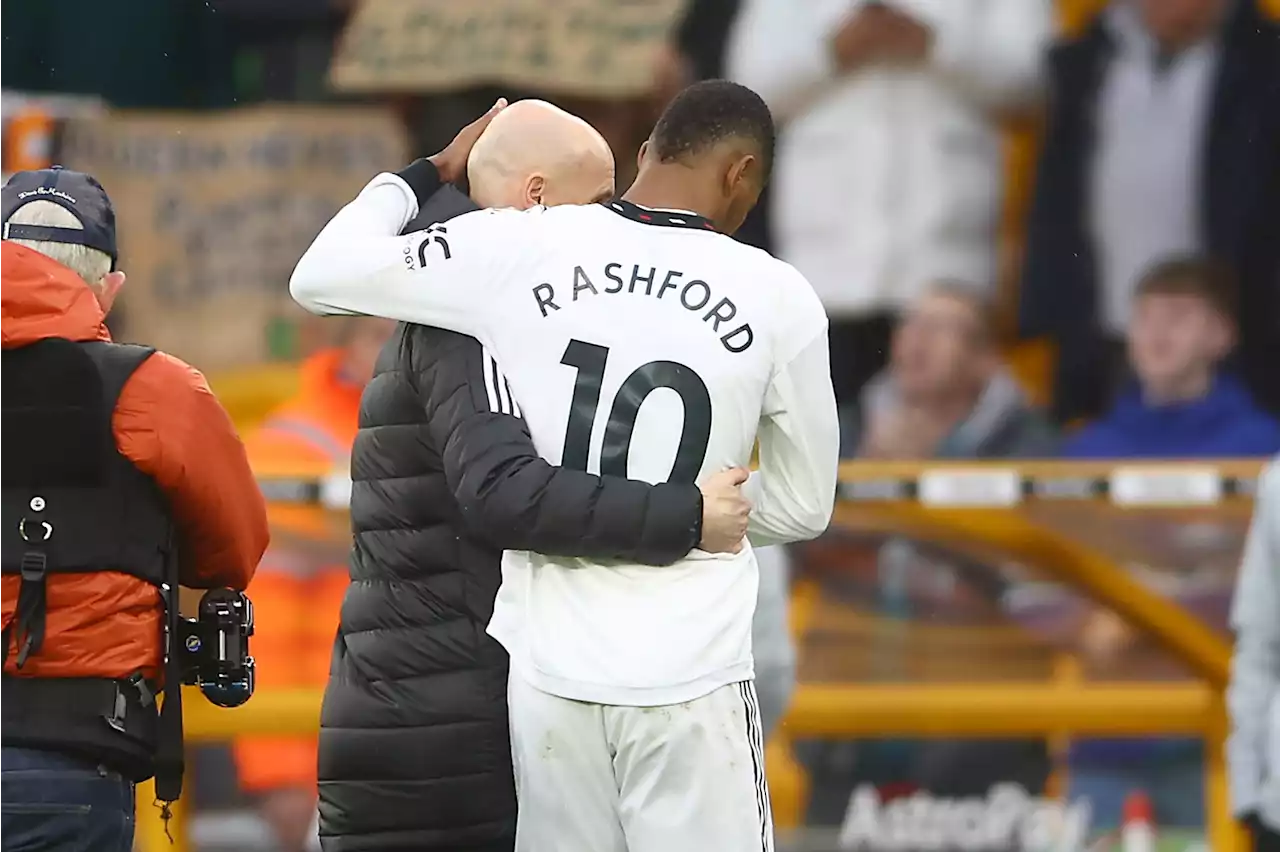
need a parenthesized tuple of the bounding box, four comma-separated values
(1, 337, 184, 795)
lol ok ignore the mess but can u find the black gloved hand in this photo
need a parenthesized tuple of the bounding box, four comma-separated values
(1244, 812, 1280, 852)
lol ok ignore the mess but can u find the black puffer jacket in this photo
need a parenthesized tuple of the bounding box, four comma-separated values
(317, 169, 705, 852)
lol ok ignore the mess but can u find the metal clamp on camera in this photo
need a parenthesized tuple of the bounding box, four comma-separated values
(176, 587, 256, 708)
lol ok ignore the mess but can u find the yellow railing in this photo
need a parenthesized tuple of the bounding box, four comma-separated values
(137, 459, 1263, 852)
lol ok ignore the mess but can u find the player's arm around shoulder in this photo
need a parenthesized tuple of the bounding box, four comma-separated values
(744, 259, 839, 545)
(112, 352, 268, 590)
(290, 170, 543, 336)
(292, 100, 529, 325)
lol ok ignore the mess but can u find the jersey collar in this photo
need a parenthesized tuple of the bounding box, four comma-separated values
(602, 199, 718, 233)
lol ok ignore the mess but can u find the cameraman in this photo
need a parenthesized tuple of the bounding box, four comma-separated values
(1, 168, 270, 852)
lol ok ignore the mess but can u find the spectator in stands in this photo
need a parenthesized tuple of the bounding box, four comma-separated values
(1020, 0, 1280, 424)
(234, 316, 394, 852)
(1063, 257, 1280, 460)
(844, 282, 1056, 799)
(845, 282, 1058, 460)
(1063, 258, 1279, 830)
(728, 0, 1050, 406)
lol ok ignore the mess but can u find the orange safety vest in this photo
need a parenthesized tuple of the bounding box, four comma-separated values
(234, 349, 363, 793)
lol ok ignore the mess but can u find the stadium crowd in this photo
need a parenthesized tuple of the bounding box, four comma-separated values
(2, 0, 1279, 850)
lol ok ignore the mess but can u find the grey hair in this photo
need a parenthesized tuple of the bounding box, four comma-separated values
(6, 200, 112, 288)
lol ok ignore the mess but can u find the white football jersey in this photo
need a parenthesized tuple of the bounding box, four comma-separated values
(292, 173, 839, 706)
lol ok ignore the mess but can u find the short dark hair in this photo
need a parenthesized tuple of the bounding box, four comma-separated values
(1134, 255, 1237, 321)
(649, 80, 775, 172)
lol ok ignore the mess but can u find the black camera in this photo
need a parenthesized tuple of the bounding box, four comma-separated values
(177, 588, 255, 708)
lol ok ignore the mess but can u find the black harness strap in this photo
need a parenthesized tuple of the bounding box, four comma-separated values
(5, 676, 124, 722)
(154, 531, 186, 810)
(13, 546, 50, 667)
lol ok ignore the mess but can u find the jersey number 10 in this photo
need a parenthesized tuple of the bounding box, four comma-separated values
(559, 339, 711, 484)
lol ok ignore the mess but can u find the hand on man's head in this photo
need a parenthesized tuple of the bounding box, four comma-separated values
(429, 98, 508, 184)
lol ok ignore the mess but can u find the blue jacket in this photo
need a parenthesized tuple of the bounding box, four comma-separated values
(1065, 375, 1278, 769)
(1064, 375, 1280, 460)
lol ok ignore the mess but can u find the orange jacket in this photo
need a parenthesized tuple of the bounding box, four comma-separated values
(0, 242, 270, 680)
(235, 348, 361, 793)
(245, 348, 364, 471)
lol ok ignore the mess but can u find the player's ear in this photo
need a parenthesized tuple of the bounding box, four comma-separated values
(723, 153, 756, 198)
(636, 140, 649, 172)
(524, 174, 547, 208)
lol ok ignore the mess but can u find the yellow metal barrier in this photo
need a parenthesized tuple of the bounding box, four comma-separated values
(835, 503, 1234, 686)
(138, 459, 1261, 852)
(786, 682, 1215, 737)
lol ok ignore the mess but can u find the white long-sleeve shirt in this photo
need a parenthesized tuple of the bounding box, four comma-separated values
(728, 0, 1050, 318)
(292, 174, 839, 705)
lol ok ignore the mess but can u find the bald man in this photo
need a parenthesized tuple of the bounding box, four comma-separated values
(315, 101, 753, 852)
(465, 98, 615, 209)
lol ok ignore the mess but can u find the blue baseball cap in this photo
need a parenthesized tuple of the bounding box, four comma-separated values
(2, 166, 118, 269)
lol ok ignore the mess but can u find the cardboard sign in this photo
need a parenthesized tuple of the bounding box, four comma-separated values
(330, 0, 687, 97)
(60, 106, 407, 371)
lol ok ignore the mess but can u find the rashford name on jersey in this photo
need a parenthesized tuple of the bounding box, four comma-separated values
(531, 263, 755, 354)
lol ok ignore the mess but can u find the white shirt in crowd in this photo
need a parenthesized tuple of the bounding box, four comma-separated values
(290, 174, 839, 707)
(1090, 2, 1218, 333)
(728, 0, 1050, 319)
